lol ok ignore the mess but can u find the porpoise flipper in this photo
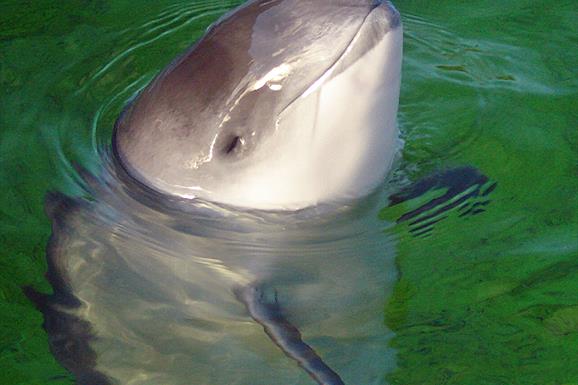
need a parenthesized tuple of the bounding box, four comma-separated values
(235, 285, 345, 385)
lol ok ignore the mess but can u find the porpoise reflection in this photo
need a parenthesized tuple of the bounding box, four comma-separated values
(29, 1, 403, 384)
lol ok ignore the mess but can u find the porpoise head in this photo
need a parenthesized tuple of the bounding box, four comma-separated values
(113, 0, 403, 210)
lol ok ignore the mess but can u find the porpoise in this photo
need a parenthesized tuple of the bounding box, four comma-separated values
(28, 1, 404, 384)
(114, 0, 402, 210)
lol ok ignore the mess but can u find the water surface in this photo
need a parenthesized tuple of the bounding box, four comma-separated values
(1, 0, 577, 384)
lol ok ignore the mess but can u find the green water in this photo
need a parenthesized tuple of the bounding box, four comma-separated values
(1, 1, 576, 384)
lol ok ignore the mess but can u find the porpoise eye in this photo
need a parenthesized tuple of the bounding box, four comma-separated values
(221, 135, 243, 156)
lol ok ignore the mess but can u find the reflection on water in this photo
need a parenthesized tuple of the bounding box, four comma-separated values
(34, 153, 397, 385)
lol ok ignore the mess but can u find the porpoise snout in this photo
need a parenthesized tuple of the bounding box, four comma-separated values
(371, 0, 402, 29)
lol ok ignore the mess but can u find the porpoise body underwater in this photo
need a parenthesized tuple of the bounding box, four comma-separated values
(28, 1, 405, 384)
